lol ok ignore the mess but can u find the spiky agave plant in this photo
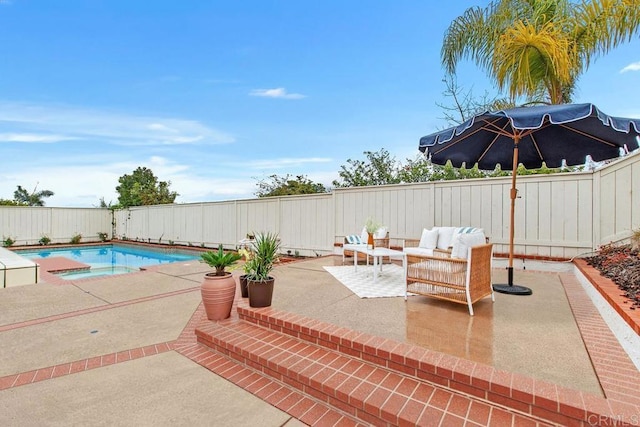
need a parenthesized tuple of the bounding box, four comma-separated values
(245, 232, 281, 282)
(201, 244, 242, 276)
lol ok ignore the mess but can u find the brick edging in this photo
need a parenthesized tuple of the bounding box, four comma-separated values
(573, 259, 640, 336)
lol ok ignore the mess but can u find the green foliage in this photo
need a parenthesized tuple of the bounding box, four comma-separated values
(255, 174, 327, 197)
(333, 149, 402, 187)
(70, 233, 82, 244)
(97, 197, 113, 209)
(441, 0, 640, 104)
(97, 232, 108, 242)
(13, 184, 54, 207)
(245, 232, 281, 282)
(0, 199, 24, 206)
(201, 244, 242, 276)
(2, 236, 16, 247)
(397, 156, 436, 183)
(364, 217, 382, 234)
(39, 235, 51, 245)
(115, 167, 178, 208)
(332, 149, 580, 188)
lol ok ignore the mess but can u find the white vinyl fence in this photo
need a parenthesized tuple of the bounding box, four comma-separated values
(2, 152, 639, 258)
(0, 207, 112, 246)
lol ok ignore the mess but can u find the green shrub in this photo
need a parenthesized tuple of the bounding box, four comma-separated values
(70, 233, 82, 244)
(97, 232, 108, 242)
(39, 235, 51, 245)
(2, 236, 15, 247)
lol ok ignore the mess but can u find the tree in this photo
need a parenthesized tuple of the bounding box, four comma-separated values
(255, 174, 328, 197)
(436, 74, 514, 126)
(97, 197, 113, 208)
(441, 0, 640, 104)
(0, 199, 23, 206)
(13, 184, 54, 206)
(115, 167, 178, 208)
(333, 149, 402, 188)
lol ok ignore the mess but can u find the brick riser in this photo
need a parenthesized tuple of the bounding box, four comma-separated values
(195, 319, 549, 426)
(195, 305, 621, 426)
(208, 301, 638, 426)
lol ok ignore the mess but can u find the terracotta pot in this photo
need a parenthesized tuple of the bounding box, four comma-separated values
(247, 277, 275, 308)
(239, 274, 249, 298)
(367, 232, 375, 249)
(201, 272, 236, 320)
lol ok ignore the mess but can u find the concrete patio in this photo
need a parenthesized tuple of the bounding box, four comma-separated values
(0, 253, 638, 425)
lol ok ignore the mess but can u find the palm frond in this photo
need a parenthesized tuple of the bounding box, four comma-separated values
(441, 6, 495, 74)
(492, 20, 573, 103)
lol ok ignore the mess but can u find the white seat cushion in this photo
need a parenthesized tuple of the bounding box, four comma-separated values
(418, 228, 439, 249)
(403, 247, 435, 257)
(451, 232, 487, 259)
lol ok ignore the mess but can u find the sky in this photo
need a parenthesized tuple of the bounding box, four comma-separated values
(1, 1, 639, 207)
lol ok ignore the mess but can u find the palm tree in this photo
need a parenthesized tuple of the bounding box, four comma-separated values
(442, 0, 640, 104)
(13, 184, 54, 206)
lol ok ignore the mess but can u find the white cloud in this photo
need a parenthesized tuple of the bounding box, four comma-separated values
(0, 101, 235, 146)
(147, 123, 178, 133)
(0, 133, 76, 143)
(242, 157, 332, 169)
(249, 88, 305, 99)
(620, 62, 640, 73)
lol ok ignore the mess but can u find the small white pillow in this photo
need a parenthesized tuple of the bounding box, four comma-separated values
(373, 227, 387, 239)
(451, 232, 487, 259)
(418, 228, 439, 249)
(360, 226, 369, 243)
(435, 227, 457, 250)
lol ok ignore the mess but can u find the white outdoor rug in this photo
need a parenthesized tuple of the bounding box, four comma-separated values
(323, 264, 407, 298)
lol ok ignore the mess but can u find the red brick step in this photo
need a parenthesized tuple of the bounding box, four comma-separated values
(195, 312, 550, 426)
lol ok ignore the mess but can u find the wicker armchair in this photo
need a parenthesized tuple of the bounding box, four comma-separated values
(405, 243, 494, 315)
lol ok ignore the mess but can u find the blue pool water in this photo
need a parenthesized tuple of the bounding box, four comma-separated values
(17, 244, 200, 279)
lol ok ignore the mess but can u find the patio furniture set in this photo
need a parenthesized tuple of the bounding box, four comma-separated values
(343, 226, 494, 315)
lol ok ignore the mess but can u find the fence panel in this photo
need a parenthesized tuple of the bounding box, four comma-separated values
(597, 153, 640, 245)
(0, 207, 111, 245)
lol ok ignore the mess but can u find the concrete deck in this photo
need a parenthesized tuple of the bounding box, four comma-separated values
(0, 254, 638, 425)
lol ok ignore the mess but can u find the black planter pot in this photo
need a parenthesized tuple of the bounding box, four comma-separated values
(239, 274, 249, 298)
(247, 277, 275, 307)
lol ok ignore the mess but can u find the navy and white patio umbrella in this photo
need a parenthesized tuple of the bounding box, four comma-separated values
(419, 103, 640, 295)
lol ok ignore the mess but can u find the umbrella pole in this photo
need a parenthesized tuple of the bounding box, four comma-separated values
(493, 135, 532, 295)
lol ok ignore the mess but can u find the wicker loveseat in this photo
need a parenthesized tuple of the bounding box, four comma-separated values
(405, 241, 494, 316)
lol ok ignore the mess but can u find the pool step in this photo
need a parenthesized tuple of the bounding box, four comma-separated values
(194, 304, 596, 426)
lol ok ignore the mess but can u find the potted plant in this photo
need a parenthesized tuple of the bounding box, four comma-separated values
(237, 246, 254, 298)
(365, 217, 381, 248)
(245, 232, 281, 308)
(200, 244, 242, 320)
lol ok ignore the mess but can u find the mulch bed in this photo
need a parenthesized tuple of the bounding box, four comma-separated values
(584, 243, 640, 309)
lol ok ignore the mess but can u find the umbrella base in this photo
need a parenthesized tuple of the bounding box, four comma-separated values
(492, 266, 532, 295)
(492, 284, 533, 295)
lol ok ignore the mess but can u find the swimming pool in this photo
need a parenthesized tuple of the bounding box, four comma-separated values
(17, 244, 200, 279)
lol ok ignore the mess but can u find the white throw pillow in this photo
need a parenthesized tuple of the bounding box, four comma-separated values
(374, 227, 387, 239)
(451, 232, 487, 259)
(360, 226, 369, 243)
(418, 228, 439, 249)
(435, 227, 457, 250)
